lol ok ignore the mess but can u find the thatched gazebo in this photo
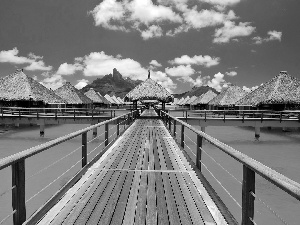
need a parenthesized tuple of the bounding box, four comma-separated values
(124, 71, 173, 110)
(0, 69, 65, 107)
(180, 96, 190, 106)
(55, 82, 92, 108)
(84, 88, 108, 108)
(191, 90, 218, 109)
(176, 97, 184, 105)
(236, 71, 300, 110)
(104, 94, 115, 105)
(97, 92, 110, 105)
(208, 85, 246, 109)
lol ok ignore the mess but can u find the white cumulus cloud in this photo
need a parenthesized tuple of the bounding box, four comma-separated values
(75, 79, 89, 89)
(40, 74, 66, 90)
(213, 21, 255, 43)
(165, 65, 195, 77)
(149, 59, 162, 67)
(57, 62, 83, 75)
(169, 54, 220, 67)
(207, 72, 225, 91)
(226, 71, 237, 76)
(0, 47, 52, 71)
(253, 30, 282, 44)
(141, 25, 163, 40)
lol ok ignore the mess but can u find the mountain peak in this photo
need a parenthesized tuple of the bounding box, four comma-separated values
(113, 68, 123, 81)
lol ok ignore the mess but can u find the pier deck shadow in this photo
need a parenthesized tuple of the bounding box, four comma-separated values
(36, 110, 226, 225)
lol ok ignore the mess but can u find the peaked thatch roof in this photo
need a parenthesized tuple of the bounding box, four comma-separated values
(209, 85, 246, 106)
(176, 97, 185, 105)
(55, 82, 92, 104)
(117, 97, 124, 104)
(186, 96, 198, 105)
(111, 95, 121, 104)
(124, 74, 173, 103)
(104, 94, 115, 104)
(191, 90, 218, 105)
(180, 96, 190, 105)
(96, 92, 110, 104)
(236, 71, 300, 106)
(84, 88, 106, 103)
(0, 69, 65, 104)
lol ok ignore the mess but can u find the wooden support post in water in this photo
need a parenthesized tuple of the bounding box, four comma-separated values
(242, 165, 255, 225)
(181, 124, 184, 148)
(255, 126, 260, 139)
(82, 132, 87, 167)
(12, 160, 26, 225)
(105, 123, 109, 146)
(92, 126, 97, 137)
(40, 124, 45, 137)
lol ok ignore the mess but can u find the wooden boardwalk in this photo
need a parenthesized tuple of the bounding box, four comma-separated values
(36, 110, 226, 225)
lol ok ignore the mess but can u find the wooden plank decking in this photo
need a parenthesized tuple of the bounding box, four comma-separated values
(36, 110, 227, 225)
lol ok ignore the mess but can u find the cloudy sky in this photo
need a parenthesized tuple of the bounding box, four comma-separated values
(0, 0, 299, 93)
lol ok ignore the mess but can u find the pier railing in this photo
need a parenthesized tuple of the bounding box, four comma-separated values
(0, 107, 139, 119)
(167, 109, 300, 123)
(0, 109, 140, 225)
(159, 109, 300, 225)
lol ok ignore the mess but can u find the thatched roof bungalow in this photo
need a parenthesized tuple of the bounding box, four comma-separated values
(104, 94, 115, 104)
(55, 82, 92, 107)
(191, 90, 218, 105)
(180, 96, 190, 105)
(0, 69, 65, 107)
(236, 71, 300, 110)
(84, 88, 109, 108)
(124, 72, 173, 103)
(208, 85, 246, 107)
(117, 97, 125, 104)
(111, 95, 121, 104)
(186, 96, 198, 105)
(176, 97, 184, 105)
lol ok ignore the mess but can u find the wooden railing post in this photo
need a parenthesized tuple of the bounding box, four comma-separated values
(242, 165, 255, 225)
(12, 160, 26, 225)
(117, 118, 119, 136)
(196, 134, 202, 170)
(181, 124, 184, 148)
(223, 110, 226, 122)
(169, 117, 172, 131)
(73, 109, 76, 121)
(105, 123, 109, 146)
(82, 132, 87, 167)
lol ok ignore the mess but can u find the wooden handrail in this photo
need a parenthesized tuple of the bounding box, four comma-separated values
(0, 110, 138, 171)
(161, 110, 300, 200)
(159, 109, 300, 225)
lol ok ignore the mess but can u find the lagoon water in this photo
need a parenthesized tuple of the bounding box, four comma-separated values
(0, 123, 300, 224)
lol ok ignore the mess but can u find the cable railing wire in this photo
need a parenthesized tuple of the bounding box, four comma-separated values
(250, 191, 289, 225)
(0, 209, 16, 225)
(0, 185, 15, 200)
(87, 131, 106, 144)
(25, 157, 83, 204)
(87, 139, 106, 157)
(25, 145, 83, 182)
(201, 160, 242, 209)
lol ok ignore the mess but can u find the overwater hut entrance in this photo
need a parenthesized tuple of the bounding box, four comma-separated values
(124, 71, 174, 110)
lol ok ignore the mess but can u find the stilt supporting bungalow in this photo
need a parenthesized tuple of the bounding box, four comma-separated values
(255, 126, 260, 139)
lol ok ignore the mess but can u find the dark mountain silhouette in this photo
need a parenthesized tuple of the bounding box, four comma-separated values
(82, 68, 142, 98)
(174, 86, 219, 98)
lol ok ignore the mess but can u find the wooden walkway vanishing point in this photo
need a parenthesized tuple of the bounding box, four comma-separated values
(36, 109, 226, 225)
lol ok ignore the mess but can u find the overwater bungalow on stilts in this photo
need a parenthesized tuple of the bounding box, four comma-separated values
(84, 88, 108, 108)
(236, 71, 300, 111)
(208, 84, 246, 110)
(54, 82, 92, 108)
(191, 90, 218, 110)
(124, 70, 173, 110)
(0, 69, 65, 108)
